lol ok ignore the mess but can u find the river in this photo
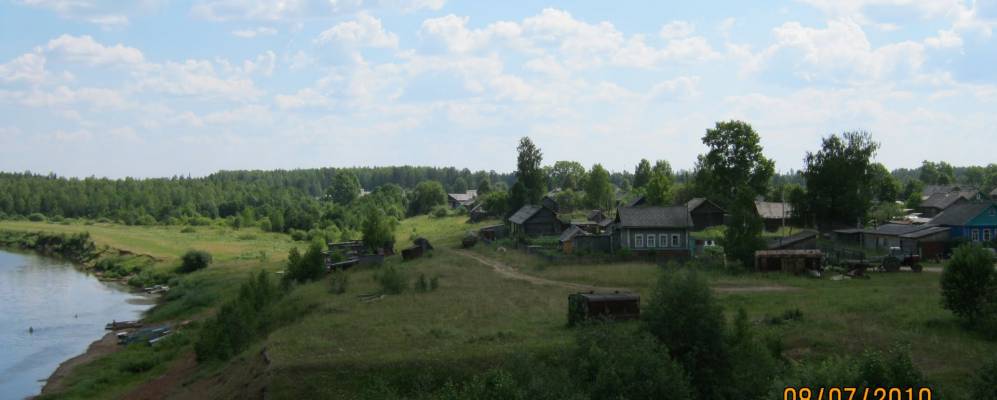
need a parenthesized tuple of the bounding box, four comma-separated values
(0, 250, 153, 399)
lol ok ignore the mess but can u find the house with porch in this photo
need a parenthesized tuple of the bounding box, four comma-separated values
(612, 206, 693, 258)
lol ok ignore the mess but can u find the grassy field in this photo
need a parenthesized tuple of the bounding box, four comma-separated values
(3, 217, 995, 399)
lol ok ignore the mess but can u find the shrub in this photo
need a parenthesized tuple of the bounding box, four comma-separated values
(431, 205, 450, 218)
(237, 233, 257, 240)
(971, 356, 997, 400)
(195, 270, 283, 362)
(284, 241, 326, 284)
(329, 271, 349, 294)
(180, 226, 196, 233)
(289, 229, 308, 241)
(415, 273, 430, 292)
(941, 244, 996, 324)
(376, 265, 407, 294)
(28, 212, 46, 222)
(773, 344, 924, 392)
(644, 268, 731, 400)
(178, 250, 212, 273)
(136, 215, 157, 226)
(430, 275, 439, 291)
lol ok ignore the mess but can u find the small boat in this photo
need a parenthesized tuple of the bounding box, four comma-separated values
(105, 320, 143, 330)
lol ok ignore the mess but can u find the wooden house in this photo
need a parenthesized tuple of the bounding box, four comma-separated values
(991, 188, 997, 201)
(447, 190, 478, 208)
(612, 206, 693, 258)
(898, 226, 950, 260)
(542, 195, 560, 213)
(917, 190, 980, 218)
(929, 201, 997, 243)
(754, 201, 793, 232)
(508, 204, 562, 237)
(685, 197, 726, 231)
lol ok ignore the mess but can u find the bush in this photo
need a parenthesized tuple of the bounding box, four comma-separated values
(644, 268, 731, 400)
(415, 273, 430, 292)
(177, 250, 212, 273)
(329, 271, 349, 294)
(941, 244, 996, 324)
(376, 265, 407, 294)
(195, 270, 283, 362)
(773, 344, 924, 392)
(284, 241, 326, 284)
(28, 212, 46, 222)
(430, 205, 450, 218)
(180, 226, 196, 233)
(289, 229, 308, 241)
(136, 215, 157, 226)
(971, 356, 997, 400)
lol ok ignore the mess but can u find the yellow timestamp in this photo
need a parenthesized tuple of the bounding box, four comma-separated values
(783, 387, 933, 400)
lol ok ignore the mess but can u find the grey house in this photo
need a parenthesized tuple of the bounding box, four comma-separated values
(917, 190, 979, 218)
(613, 206, 693, 257)
(508, 204, 562, 237)
(686, 197, 726, 231)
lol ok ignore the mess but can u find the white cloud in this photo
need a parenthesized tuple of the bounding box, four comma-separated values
(275, 88, 332, 109)
(659, 20, 695, 40)
(52, 129, 94, 142)
(648, 76, 701, 100)
(316, 13, 399, 48)
(46, 35, 145, 66)
(925, 29, 963, 48)
(137, 59, 263, 100)
(0, 52, 48, 84)
(190, 0, 445, 21)
(231, 26, 278, 38)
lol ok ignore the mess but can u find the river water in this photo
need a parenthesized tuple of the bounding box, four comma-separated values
(0, 250, 153, 399)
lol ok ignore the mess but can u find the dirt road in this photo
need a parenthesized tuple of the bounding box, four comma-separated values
(450, 249, 630, 292)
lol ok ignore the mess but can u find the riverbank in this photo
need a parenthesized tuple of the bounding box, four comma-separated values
(39, 332, 121, 396)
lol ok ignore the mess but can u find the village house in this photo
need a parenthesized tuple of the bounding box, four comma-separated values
(508, 204, 562, 237)
(920, 184, 977, 200)
(755, 201, 793, 232)
(833, 223, 951, 259)
(542, 195, 560, 213)
(767, 230, 817, 250)
(685, 197, 726, 231)
(447, 190, 478, 209)
(990, 188, 997, 201)
(929, 201, 997, 243)
(917, 189, 981, 218)
(612, 206, 693, 258)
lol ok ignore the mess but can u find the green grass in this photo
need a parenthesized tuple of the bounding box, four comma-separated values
(6, 216, 997, 399)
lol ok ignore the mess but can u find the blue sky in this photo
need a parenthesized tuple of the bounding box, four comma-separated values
(1, 0, 995, 178)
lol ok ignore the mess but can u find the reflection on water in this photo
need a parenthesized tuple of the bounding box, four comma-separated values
(0, 250, 153, 399)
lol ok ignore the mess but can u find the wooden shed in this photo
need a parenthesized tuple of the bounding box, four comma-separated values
(567, 292, 640, 326)
(754, 249, 823, 274)
(508, 204, 562, 237)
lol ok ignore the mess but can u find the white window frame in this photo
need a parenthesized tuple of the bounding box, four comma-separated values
(985, 229, 993, 242)
(635, 234, 644, 248)
(972, 229, 980, 242)
(646, 234, 656, 248)
(660, 234, 668, 248)
(671, 234, 681, 247)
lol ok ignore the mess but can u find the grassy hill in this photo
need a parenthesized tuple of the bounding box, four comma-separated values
(2, 217, 995, 399)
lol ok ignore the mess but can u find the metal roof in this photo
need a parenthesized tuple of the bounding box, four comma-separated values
(559, 225, 590, 242)
(616, 206, 692, 228)
(919, 191, 976, 210)
(767, 230, 817, 249)
(930, 202, 997, 226)
(899, 226, 950, 239)
(866, 223, 932, 236)
(755, 201, 793, 219)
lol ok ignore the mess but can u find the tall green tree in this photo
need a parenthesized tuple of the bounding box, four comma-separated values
(645, 171, 673, 206)
(869, 163, 900, 202)
(723, 186, 766, 268)
(585, 164, 614, 209)
(328, 171, 361, 205)
(362, 207, 396, 253)
(633, 159, 653, 189)
(694, 121, 775, 208)
(451, 177, 468, 193)
(408, 181, 447, 216)
(548, 160, 587, 190)
(653, 160, 673, 178)
(476, 178, 492, 195)
(508, 137, 545, 212)
(802, 131, 880, 229)
(920, 160, 955, 185)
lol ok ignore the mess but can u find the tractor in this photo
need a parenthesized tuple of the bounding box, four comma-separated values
(877, 247, 923, 273)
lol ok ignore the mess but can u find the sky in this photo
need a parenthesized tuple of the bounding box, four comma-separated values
(1, 0, 996, 178)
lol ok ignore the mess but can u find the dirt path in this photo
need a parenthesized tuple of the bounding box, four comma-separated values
(450, 249, 630, 292)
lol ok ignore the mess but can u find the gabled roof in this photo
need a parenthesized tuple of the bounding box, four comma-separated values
(559, 225, 590, 242)
(755, 201, 792, 219)
(930, 202, 996, 226)
(919, 191, 976, 210)
(508, 204, 553, 224)
(686, 197, 725, 213)
(767, 230, 817, 250)
(899, 226, 950, 239)
(921, 184, 970, 199)
(448, 192, 476, 203)
(615, 206, 692, 229)
(626, 196, 647, 208)
(990, 188, 997, 197)
(865, 223, 932, 236)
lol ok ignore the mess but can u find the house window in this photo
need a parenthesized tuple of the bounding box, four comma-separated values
(660, 234, 668, 248)
(671, 234, 681, 247)
(972, 229, 980, 242)
(647, 234, 656, 248)
(985, 229, 993, 242)
(635, 234, 644, 248)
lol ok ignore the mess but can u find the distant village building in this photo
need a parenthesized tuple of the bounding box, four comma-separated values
(990, 188, 997, 201)
(832, 223, 951, 259)
(447, 190, 478, 209)
(917, 190, 981, 218)
(685, 197, 726, 231)
(766, 230, 817, 251)
(508, 204, 562, 237)
(929, 201, 997, 243)
(754, 201, 793, 232)
(542, 195, 560, 213)
(612, 206, 693, 258)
